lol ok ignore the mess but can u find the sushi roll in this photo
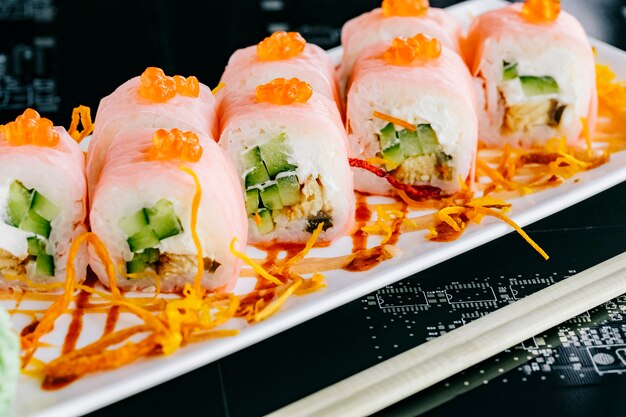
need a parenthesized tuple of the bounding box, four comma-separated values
(339, 0, 461, 92)
(0, 306, 18, 416)
(89, 127, 247, 293)
(0, 109, 88, 290)
(219, 78, 354, 244)
(346, 34, 478, 195)
(87, 67, 217, 198)
(465, 0, 597, 147)
(220, 31, 341, 107)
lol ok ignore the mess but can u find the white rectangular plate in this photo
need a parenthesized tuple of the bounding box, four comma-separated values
(4, 1, 626, 416)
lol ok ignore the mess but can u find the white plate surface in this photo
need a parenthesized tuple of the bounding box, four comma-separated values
(4, 1, 626, 416)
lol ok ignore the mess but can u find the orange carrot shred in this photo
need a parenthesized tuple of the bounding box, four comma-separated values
(67, 105, 94, 143)
(372, 111, 416, 131)
(179, 165, 204, 293)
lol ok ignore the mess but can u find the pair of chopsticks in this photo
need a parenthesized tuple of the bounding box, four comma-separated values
(270, 251, 626, 417)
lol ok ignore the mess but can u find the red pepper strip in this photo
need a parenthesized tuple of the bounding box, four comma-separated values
(349, 158, 441, 201)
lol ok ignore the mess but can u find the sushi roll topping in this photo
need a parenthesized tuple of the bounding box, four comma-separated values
(148, 128, 203, 162)
(255, 78, 313, 105)
(381, 0, 428, 17)
(139, 67, 200, 103)
(0, 109, 59, 148)
(384, 34, 441, 66)
(521, 0, 560, 23)
(257, 31, 306, 61)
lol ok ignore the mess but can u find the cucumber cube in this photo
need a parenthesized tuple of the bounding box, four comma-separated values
(245, 188, 260, 214)
(276, 174, 301, 206)
(27, 236, 45, 256)
(119, 208, 149, 237)
(381, 143, 405, 169)
(259, 183, 283, 210)
(126, 255, 148, 274)
(127, 227, 160, 252)
(503, 62, 518, 81)
(398, 129, 422, 157)
(35, 252, 55, 276)
(520, 76, 559, 96)
(256, 209, 274, 235)
(416, 124, 440, 154)
(379, 123, 398, 150)
(7, 181, 32, 227)
(245, 164, 271, 188)
(126, 248, 160, 274)
(146, 199, 183, 240)
(30, 191, 59, 221)
(260, 133, 297, 178)
(242, 146, 263, 168)
(20, 211, 51, 239)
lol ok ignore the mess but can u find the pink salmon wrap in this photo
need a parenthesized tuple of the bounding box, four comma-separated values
(464, 3, 597, 147)
(347, 44, 478, 195)
(219, 91, 354, 244)
(0, 127, 87, 290)
(89, 129, 247, 293)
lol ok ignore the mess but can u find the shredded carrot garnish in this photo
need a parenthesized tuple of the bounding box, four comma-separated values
(179, 166, 204, 292)
(252, 278, 302, 322)
(278, 223, 324, 274)
(367, 156, 399, 170)
(372, 111, 415, 131)
(471, 206, 549, 260)
(252, 211, 263, 226)
(212, 82, 225, 95)
(230, 238, 283, 285)
(67, 105, 94, 143)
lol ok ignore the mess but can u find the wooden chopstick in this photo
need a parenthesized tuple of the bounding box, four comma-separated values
(269, 251, 626, 417)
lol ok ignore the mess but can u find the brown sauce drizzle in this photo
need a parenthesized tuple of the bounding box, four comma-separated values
(62, 274, 97, 354)
(103, 306, 120, 336)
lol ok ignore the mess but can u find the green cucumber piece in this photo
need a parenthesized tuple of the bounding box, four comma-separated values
(242, 146, 263, 168)
(20, 211, 51, 239)
(30, 191, 59, 221)
(7, 181, 32, 227)
(306, 213, 333, 233)
(379, 123, 398, 150)
(259, 183, 283, 210)
(127, 227, 160, 252)
(27, 237, 45, 256)
(35, 252, 54, 276)
(398, 129, 422, 157)
(119, 209, 149, 237)
(245, 188, 260, 214)
(245, 164, 271, 188)
(520, 76, 559, 96)
(276, 174, 301, 206)
(503, 62, 518, 81)
(126, 248, 160, 274)
(243, 147, 271, 187)
(259, 133, 297, 178)
(126, 255, 148, 274)
(416, 124, 439, 154)
(381, 143, 405, 169)
(256, 209, 274, 235)
(146, 199, 183, 240)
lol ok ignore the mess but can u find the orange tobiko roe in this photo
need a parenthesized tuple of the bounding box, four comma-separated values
(1, 108, 59, 147)
(149, 128, 203, 163)
(139, 67, 200, 103)
(257, 31, 306, 61)
(255, 78, 313, 105)
(382, 0, 429, 17)
(384, 34, 441, 66)
(521, 0, 560, 23)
